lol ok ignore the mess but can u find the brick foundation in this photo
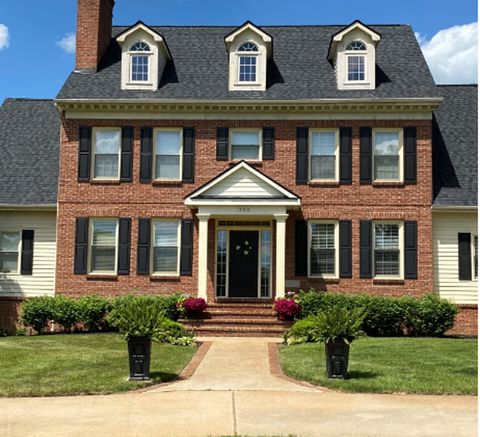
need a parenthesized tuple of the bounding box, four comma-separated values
(0, 297, 23, 335)
(447, 304, 478, 337)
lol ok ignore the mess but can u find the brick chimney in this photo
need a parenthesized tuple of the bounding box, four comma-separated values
(75, 0, 115, 72)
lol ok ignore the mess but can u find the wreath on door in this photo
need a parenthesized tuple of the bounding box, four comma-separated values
(235, 240, 253, 256)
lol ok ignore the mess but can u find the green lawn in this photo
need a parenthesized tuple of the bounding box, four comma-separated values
(279, 337, 477, 395)
(0, 333, 196, 397)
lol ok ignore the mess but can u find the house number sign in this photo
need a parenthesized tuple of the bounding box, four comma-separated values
(235, 207, 251, 213)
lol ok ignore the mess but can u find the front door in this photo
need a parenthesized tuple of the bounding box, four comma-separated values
(228, 231, 258, 297)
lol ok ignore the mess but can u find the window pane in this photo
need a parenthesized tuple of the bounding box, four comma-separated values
(131, 55, 149, 81)
(156, 156, 180, 179)
(375, 224, 399, 249)
(231, 145, 259, 160)
(311, 249, 335, 275)
(95, 131, 120, 154)
(260, 230, 271, 297)
(92, 220, 117, 246)
(311, 156, 335, 179)
(154, 221, 178, 247)
(216, 230, 227, 297)
(311, 223, 335, 249)
(347, 56, 365, 81)
(375, 132, 399, 155)
(311, 132, 335, 155)
(374, 156, 399, 180)
(310, 223, 335, 275)
(153, 247, 178, 273)
(232, 132, 259, 146)
(231, 131, 259, 160)
(375, 251, 400, 276)
(94, 155, 119, 178)
(0, 253, 18, 273)
(91, 247, 116, 271)
(156, 131, 181, 155)
(0, 232, 20, 251)
(239, 56, 257, 82)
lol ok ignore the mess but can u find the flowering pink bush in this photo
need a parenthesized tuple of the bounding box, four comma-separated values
(182, 297, 207, 317)
(275, 298, 302, 321)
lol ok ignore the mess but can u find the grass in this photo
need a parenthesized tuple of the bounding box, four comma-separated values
(0, 333, 196, 397)
(279, 337, 477, 395)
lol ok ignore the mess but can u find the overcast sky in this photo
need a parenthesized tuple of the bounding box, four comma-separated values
(0, 0, 477, 102)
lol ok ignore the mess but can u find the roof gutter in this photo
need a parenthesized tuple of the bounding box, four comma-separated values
(432, 205, 478, 212)
(0, 204, 57, 211)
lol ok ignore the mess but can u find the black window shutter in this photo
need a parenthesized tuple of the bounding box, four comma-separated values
(359, 220, 372, 278)
(120, 127, 133, 182)
(404, 221, 418, 279)
(182, 128, 195, 183)
(339, 220, 352, 278)
(296, 127, 309, 184)
(404, 127, 417, 184)
(74, 218, 89, 274)
(78, 127, 91, 182)
(359, 127, 372, 184)
(458, 233, 472, 280)
(117, 218, 131, 275)
(295, 219, 308, 276)
(339, 128, 352, 184)
(263, 127, 275, 160)
(180, 219, 194, 276)
(216, 127, 229, 161)
(137, 218, 151, 275)
(20, 230, 34, 275)
(140, 127, 153, 183)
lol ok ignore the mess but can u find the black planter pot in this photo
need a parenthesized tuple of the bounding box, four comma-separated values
(128, 337, 152, 381)
(325, 339, 350, 379)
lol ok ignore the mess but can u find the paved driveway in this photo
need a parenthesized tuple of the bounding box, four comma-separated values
(0, 337, 477, 437)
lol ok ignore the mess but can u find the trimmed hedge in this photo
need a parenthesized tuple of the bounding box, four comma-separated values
(295, 290, 458, 337)
(20, 293, 185, 335)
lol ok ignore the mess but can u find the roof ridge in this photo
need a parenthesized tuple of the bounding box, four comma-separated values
(3, 97, 54, 102)
(437, 84, 478, 87)
(112, 23, 409, 29)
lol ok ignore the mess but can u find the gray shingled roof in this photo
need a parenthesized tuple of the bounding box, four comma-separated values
(0, 99, 59, 205)
(57, 24, 439, 100)
(433, 85, 478, 207)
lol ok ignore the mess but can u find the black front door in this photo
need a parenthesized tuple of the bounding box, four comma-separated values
(229, 231, 258, 297)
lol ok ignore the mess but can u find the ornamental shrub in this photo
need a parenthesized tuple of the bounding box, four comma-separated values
(156, 318, 195, 346)
(408, 294, 458, 336)
(275, 298, 302, 320)
(182, 297, 207, 317)
(51, 296, 81, 332)
(20, 296, 55, 334)
(283, 316, 318, 345)
(77, 296, 112, 332)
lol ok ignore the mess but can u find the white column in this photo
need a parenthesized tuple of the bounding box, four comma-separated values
(274, 214, 289, 299)
(197, 213, 210, 301)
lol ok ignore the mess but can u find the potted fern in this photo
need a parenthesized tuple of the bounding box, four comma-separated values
(315, 305, 365, 379)
(107, 296, 166, 381)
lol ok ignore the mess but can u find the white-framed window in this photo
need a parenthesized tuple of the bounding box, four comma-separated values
(230, 129, 262, 161)
(309, 129, 339, 181)
(129, 41, 152, 83)
(89, 219, 118, 274)
(308, 221, 338, 278)
(92, 128, 121, 180)
(373, 222, 403, 278)
(151, 219, 181, 275)
(373, 129, 403, 182)
(154, 129, 182, 181)
(346, 40, 367, 82)
(237, 42, 259, 83)
(0, 231, 21, 274)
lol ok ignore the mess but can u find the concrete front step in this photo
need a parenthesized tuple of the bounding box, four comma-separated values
(184, 324, 287, 337)
(204, 310, 276, 318)
(182, 317, 291, 326)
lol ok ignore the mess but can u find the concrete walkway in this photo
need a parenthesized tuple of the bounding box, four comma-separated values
(0, 337, 477, 437)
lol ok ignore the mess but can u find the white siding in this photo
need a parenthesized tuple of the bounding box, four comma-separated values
(0, 211, 56, 297)
(433, 211, 478, 304)
(206, 168, 282, 198)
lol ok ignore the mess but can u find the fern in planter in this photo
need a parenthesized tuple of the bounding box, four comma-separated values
(314, 306, 366, 345)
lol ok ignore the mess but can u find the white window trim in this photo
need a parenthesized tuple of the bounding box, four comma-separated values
(150, 219, 181, 277)
(372, 128, 404, 183)
(307, 220, 339, 279)
(128, 51, 154, 84)
(373, 220, 404, 280)
(229, 128, 263, 162)
(153, 128, 183, 182)
(235, 41, 261, 86)
(345, 53, 368, 83)
(91, 127, 122, 181)
(0, 230, 21, 275)
(88, 218, 119, 275)
(308, 129, 340, 182)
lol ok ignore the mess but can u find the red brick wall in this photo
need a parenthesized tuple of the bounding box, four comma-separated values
(0, 297, 22, 335)
(447, 305, 478, 337)
(56, 118, 433, 299)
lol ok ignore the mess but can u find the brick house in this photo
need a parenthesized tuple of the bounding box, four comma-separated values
(0, 0, 477, 335)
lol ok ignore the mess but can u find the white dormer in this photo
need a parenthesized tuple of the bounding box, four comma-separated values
(116, 21, 171, 91)
(328, 20, 381, 91)
(224, 21, 272, 92)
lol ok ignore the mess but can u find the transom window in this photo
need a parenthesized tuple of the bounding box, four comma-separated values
(90, 219, 118, 274)
(309, 222, 336, 277)
(0, 231, 20, 273)
(374, 131, 401, 181)
(346, 40, 366, 51)
(238, 42, 258, 52)
(130, 42, 151, 82)
(152, 220, 180, 275)
(310, 130, 338, 180)
(93, 129, 121, 179)
(130, 42, 151, 52)
(374, 223, 400, 277)
(230, 130, 261, 161)
(347, 55, 365, 81)
(155, 130, 182, 180)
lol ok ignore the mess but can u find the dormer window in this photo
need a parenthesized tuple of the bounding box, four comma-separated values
(130, 42, 151, 82)
(346, 40, 366, 82)
(346, 40, 366, 51)
(238, 42, 259, 82)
